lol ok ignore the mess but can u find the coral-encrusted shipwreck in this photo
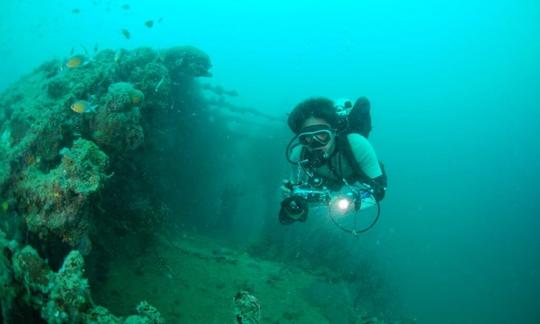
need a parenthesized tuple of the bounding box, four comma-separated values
(0, 46, 212, 322)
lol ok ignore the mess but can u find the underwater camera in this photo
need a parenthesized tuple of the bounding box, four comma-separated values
(279, 185, 331, 224)
(279, 183, 380, 235)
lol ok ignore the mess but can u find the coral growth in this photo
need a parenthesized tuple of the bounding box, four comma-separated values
(0, 44, 212, 246)
(92, 82, 145, 154)
(124, 301, 164, 324)
(0, 44, 216, 323)
(1, 229, 162, 323)
(42, 250, 92, 322)
(0, 45, 213, 322)
(0, 231, 17, 321)
(14, 139, 109, 248)
(161, 46, 212, 78)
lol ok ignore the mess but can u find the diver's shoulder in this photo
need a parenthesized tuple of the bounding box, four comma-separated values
(345, 132, 370, 147)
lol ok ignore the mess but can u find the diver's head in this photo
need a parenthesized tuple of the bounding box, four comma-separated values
(288, 97, 339, 133)
(298, 117, 334, 152)
(288, 98, 338, 154)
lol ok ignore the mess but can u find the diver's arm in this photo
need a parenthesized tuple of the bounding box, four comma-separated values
(281, 145, 305, 198)
(346, 133, 387, 201)
(288, 145, 308, 184)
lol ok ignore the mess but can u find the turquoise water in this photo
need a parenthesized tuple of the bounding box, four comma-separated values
(1, 0, 539, 323)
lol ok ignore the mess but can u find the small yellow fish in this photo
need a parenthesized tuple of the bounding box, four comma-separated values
(114, 49, 125, 63)
(65, 55, 86, 69)
(71, 100, 97, 113)
(121, 29, 131, 39)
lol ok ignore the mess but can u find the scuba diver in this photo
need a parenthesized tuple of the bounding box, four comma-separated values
(279, 97, 387, 235)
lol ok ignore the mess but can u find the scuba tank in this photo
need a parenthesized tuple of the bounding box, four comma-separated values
(334, 97, 372, 138)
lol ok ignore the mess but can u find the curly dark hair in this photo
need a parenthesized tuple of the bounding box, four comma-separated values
(287, 97, 339, 134)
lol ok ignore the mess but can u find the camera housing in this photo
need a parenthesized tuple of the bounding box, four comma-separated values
(279, 185, 332, 224)
(290, 185, 331, 203)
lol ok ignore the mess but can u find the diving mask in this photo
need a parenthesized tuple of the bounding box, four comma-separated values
(297, 125, 334, 149)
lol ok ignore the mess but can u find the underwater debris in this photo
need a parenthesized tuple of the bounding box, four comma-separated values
(206, 97, 283, 122)
(201, 83, 239, 97)
(72, 8, 80, 14)
(154, 76, 164, 93)
(121, 29, 131, 39)
(0, 127, 10, 147)
(233, 291, 261, 324)
(144, 20, 154, 28)
(122, 3, 130, 10)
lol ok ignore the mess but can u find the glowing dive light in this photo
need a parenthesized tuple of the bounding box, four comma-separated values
(331, 195, 355, 214)
(337, 198, 351, 210)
